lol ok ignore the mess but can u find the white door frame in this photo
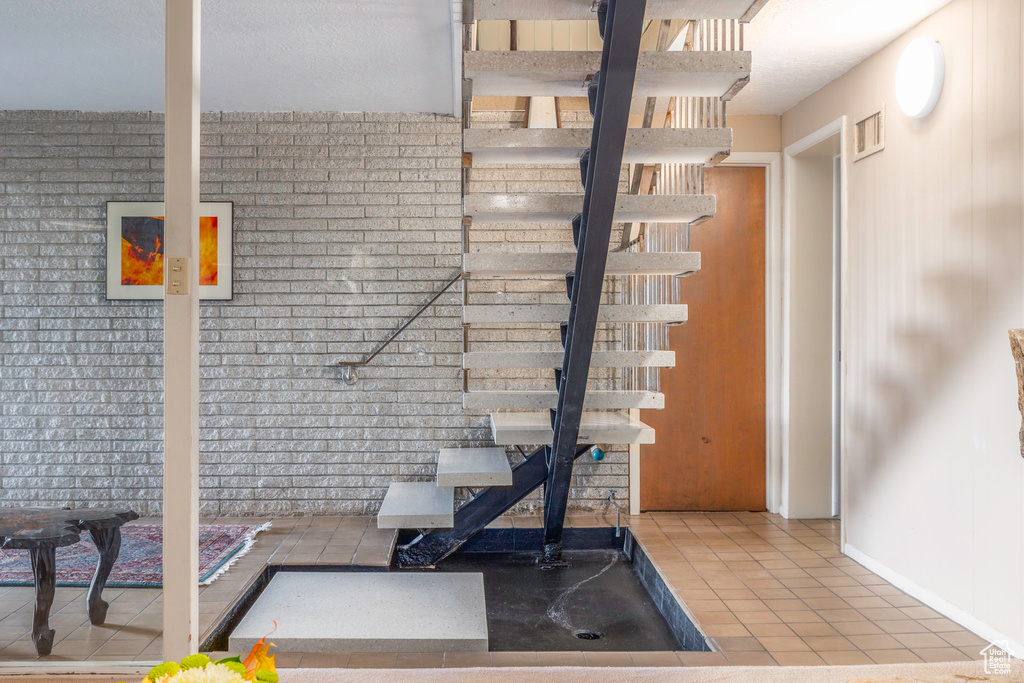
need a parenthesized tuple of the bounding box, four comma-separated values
(628, 153, 782, 515)
(717, 153, 784, 513)
(782, 117, 849, 534)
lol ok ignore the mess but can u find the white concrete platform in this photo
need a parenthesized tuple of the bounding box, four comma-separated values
(463, 304, 688, 324)
(473, 0, 763, 21)
(436, 447, 513, 487)
(229, 572, 488, 653)
(464, 193, 715, 224)
(490, 411, 656, 445)
(464, 251, 701, 278)
(465, 50, 750, 99)
(377, 482, 454, 529)
(464, 127, 731, 166)
(464, 390, 664, 410)
(463, 350, 676, 369)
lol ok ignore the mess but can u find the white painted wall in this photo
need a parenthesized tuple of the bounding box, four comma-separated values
(781, 0, 1024, 649)
(784, 149, 836, 519)
(0, 0, 456, 114)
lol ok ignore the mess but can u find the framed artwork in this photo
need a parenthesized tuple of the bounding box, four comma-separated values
(105, 201, 233, 300)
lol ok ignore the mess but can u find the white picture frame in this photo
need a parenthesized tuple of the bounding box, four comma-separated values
(105, 201, 234, 300)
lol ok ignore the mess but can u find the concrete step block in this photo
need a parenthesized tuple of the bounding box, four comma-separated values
(463, 193, 715, 224)
(463, 251, 700, 278)
(436, 447, 513, 487)
(377, 482, 454, 530)
(490, 411, 656, 445)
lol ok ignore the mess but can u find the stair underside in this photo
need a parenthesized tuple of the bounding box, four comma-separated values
(464, 251, 700, 278)
(463, 350, 676, 369)
(464, 304, 687, 324)
(436, 447, 513, 487)
(464, 193, 715, 224)
(378, 482, 454, 530)
(465, 50, 750, 99)
(473, 0, 764, 21)
(465, 390, 664, 410)
(464, 128, 732, 166)
(490, 411, 656, 445)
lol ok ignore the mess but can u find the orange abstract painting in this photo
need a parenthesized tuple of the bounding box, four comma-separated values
(120, 215, 218, 286)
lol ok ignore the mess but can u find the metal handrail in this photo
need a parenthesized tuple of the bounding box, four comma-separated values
(336, 269, 464, 384)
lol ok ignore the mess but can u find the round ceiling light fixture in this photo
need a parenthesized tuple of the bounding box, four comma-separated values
(895, 37, 945, 118)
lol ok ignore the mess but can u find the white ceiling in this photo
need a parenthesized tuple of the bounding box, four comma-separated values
(0, 0, 456, 114)
(730, 0, 954, 115)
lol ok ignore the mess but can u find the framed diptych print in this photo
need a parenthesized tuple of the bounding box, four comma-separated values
(105, 201, 233, 300)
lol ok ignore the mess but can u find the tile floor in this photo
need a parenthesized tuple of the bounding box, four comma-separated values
(0, 512, 993, 667)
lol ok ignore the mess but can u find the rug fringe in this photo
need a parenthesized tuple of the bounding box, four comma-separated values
(199, 521, 272, 586)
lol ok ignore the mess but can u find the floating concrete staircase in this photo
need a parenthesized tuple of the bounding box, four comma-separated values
(377, 0, 765, 560)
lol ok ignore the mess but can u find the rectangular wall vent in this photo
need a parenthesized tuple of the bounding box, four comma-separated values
(854, 106, 884, 161)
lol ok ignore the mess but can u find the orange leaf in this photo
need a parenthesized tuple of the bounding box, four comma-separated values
(243, 621, 278, 681)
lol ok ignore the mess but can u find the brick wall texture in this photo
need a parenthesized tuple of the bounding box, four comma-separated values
(0, 109, 629, 517)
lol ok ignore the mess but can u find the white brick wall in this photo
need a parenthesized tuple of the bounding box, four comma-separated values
(0, 109, 627, 517)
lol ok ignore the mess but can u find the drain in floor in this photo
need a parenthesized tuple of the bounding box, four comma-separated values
(575, 630, 602, 640)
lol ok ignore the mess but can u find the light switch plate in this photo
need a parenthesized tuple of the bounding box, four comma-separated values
(166, 257, 190, 295)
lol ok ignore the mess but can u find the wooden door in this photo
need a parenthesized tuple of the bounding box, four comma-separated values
(640, 166, 767, 511)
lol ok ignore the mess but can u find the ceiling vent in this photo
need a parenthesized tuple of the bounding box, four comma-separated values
(854, 106, 885, 161)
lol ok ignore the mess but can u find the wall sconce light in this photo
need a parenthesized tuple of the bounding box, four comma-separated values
(895, 37, 944, 118)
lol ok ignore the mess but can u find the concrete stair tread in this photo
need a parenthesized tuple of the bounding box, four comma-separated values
(463, 350, 676, 369)
(377, 482, 454, 530)
(473, 0, 763, 21)
(464, 251, 700, 278)
(490, 411, 656, 445)
(464, 127, 731, 166)
(464, 390, 664, 410)
(465, 50, 750, 99)
(436, 447, 513, 487)
(464, 304, 687, 324)
(464, 193, 715, 224)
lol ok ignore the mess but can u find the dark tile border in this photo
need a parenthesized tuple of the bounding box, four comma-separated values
(624, 530, 712, 653)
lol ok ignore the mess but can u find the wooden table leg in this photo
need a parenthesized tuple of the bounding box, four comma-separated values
(87, 526, 122, 626)
(29, 547, 56, 657)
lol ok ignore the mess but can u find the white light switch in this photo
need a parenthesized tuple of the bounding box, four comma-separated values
(166, 257, 191, 295)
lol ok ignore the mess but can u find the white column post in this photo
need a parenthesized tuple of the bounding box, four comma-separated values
(163, 0, 201, 660)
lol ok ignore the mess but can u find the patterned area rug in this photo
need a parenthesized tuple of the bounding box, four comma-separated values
(0, 522, 270, 588)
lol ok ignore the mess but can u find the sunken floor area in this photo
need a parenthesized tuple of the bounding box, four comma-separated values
(0, 512, 992, 667)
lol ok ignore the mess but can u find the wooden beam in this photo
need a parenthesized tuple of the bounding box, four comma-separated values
(163, 0, 201, 660)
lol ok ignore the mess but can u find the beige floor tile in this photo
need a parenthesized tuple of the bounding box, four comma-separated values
(912, 647, 972, 662)
(583, 651, 635, 667)
(939, 631, 988, 648)
(713, 637, 765, 652)
(628, 651, 682, 667)
(745, 623, 796, 638)
(757, 636, 810, 652)
(347, 652, 397, 668)
(677, 651, 729, 667)
(299, 653, 351, 668)
(864, 649, 924, 664)
(443, 652, 492, 668)
(771, 651, 826, 666)
(723, 651, 778, 666)
(536, 651, 587, 666)
(395, 653, 445, 668)
(818, 650, 873, 665)
(848, 633, 903, 650)
(490, 651, 539, 667)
